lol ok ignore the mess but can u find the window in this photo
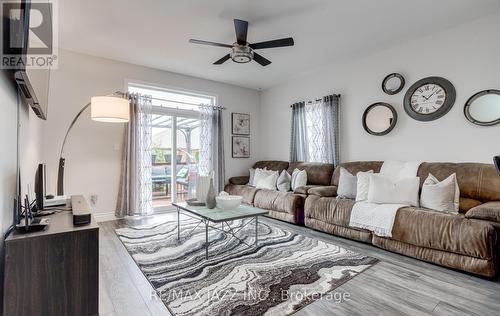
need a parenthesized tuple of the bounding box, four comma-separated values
(290, 95, 340, 165)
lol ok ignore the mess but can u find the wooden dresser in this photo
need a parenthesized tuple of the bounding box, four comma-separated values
(3, 211, 99, 316)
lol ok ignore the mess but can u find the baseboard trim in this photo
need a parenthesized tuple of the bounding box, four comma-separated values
(93, 211, 117, 222)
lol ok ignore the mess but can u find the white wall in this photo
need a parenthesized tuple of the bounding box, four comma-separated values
(259, 14, 500, 164)
(0, 70, 42, 310)
(42, 50, 260, 215)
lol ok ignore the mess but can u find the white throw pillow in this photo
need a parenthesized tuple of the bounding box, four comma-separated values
(355, 170, 374, 201)
(252, 168, 273, 187)
(248, 168, 256, 186)
(420, 173, 460, 213)
(255, 171, 279, 190)
(367, 174, 420, 206)
(337, 168, 357, 199)
(277, 170, 292, 192)
(291, 169, 307, 191)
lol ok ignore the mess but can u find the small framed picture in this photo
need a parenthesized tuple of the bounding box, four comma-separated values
(232, 113, 250, 135)
(232, 136, 250, 158)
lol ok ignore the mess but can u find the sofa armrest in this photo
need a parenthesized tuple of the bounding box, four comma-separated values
(228, 176, 250, 185)
(465, 202, 500, 222)
(307, 186, 338, 197)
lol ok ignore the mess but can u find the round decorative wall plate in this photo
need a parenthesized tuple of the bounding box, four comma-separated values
(382, 73, 405, 95)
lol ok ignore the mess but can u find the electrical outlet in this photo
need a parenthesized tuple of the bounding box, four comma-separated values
(90, 194, 98, 207)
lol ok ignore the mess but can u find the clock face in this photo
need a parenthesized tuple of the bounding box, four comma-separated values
(410, 83, 447, 115)
(403, 77, 456, 122)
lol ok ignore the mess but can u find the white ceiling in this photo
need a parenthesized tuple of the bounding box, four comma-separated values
(59, 0, 500, 90)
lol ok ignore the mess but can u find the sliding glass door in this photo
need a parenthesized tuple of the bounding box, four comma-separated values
(128, 82, 216, 212)
(151, 113, 201, 210)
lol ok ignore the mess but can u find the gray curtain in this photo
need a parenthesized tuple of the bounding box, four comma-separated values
(290, 95, 340, 165)
(290, 101, 308, 162)
(321, 94, 340, 166)
(116, 93, 153, 217)
(199, 105, 225, 192)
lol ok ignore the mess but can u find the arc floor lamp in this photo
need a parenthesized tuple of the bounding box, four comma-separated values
(57, 91, 130, 195)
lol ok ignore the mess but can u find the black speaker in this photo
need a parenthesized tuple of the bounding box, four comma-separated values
(34, 163, 46, 211)
(494, 156, 500, 175)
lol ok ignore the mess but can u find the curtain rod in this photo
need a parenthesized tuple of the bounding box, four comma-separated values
(289, 94, 341, 107)
(139, 94, 226, 110)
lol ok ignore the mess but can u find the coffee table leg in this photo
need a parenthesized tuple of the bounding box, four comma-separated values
(205, 220, 209, 259)
(177, 207, 180, 241)
(255, 216, 258, 247)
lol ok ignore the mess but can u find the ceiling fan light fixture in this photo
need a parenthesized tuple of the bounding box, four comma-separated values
(231, 45, 253, 63)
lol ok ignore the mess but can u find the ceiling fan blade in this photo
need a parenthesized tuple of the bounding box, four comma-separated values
(253, 53, 271, 66)
(234, 19, 248, 45)
(189, 39, 233, 48)
(250, 37, 294, 50)
(213, 54, 231, 65)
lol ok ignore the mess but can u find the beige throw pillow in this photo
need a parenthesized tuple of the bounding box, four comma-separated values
(337, 168, 357, 199)
(291, 169, 307, 191)
(252, 168, 273, 186)
(420, 173, 459, 213)
(355, 170, 374, 201)
(367, 174, 420, 206)
(277, 170, 291, 192)
(255, 171, 279, 190)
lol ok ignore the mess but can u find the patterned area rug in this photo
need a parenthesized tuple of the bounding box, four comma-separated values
(115, 218, 378, 316)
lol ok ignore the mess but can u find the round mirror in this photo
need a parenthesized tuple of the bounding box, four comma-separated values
(362, 102, 398, 136)
(382, 73, 405, 95)
(464, 90, 500, 126)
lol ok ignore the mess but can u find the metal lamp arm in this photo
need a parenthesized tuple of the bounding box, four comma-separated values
(56, 91, 127, 195)
(59, 102, 91, 159)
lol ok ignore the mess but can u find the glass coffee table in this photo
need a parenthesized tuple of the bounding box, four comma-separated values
(173, 202, 269, 259)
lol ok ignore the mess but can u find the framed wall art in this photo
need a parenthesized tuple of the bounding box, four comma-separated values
(232, 113, 250, 135)
(232, 136, 250, 158)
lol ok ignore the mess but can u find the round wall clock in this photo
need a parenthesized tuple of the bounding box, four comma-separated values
(403, 76, 456, 121)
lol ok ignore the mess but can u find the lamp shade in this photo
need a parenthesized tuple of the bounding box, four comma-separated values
(91, 96, 130, 122)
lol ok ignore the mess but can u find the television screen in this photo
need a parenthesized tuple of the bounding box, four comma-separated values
(12, 0, 52, 120)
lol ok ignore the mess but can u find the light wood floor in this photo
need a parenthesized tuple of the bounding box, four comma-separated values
(99, 212, 500, 316)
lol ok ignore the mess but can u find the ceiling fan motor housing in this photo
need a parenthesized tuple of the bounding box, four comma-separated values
(231, 45, 253, 63)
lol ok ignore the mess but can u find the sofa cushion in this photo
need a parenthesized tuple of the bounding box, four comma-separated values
(417, 162, 500, 204)
(466, 202, 500, 223)
(332, 161, 383, 186)
(391, 206, 496, 260)
(459, 197, 482, 213)
(287, 162, 334, 186)
(254, 189, 303, 215)
(294, 185, 321, 195)
(253, 160, 289, 172)
(228, 176, 250, 185)
(372, 236, 496, 277)
(308, 186, 337, 197)
(305, 217, 372, 243)
(224, 184, 259, 205)
(305, 195, 357, 228)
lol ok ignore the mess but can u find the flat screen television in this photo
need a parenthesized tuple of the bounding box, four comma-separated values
(10, 0, 51, 120)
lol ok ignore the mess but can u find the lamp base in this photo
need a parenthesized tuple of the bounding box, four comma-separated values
(57, 157, 65, 196)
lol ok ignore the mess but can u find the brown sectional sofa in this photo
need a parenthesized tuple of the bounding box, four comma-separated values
(225, 161, 335, 224)
(226, 160, 500, 277)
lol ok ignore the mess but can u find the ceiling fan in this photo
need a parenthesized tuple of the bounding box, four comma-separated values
(189, 19, 294, 66)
